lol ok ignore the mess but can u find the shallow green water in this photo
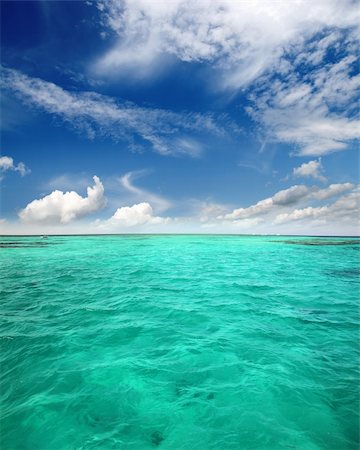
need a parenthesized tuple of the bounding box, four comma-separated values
(1, 235, 359, 450)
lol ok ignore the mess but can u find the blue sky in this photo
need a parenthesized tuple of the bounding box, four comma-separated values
(0, 0, 359, 235)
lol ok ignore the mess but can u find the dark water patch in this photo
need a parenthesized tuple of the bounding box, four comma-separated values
(150, 430, 164, 446)
(281, 240, 360, 246)
(326, 268, 360, 278)
(0, 241, 61, 249)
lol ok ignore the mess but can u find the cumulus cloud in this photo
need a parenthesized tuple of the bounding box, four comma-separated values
(111, 202, 167, 226)
(0, 155, 30, 178)
(272, 185, 312, 206)
(274, 189, 360, 224)
(312, 183, 355, 201)
(221, 183, 355, 221)
(19, 176, 106, 224)
(221, 198, 273, 221)
(293, 159, 326, 182)
(1, 67, 231, 157)
(95, 0, 359, 89)
(221, 185, 313, 220)
(97, 202, 170, 229)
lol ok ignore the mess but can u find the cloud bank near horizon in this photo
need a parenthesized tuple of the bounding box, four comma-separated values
(2, 174, 357, 235)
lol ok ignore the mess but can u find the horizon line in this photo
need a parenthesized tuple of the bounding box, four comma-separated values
(0, 233, 359, 238)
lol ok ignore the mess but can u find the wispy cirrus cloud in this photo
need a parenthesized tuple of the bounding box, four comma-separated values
(94, 1, 359, 158)
(120, 171, 171, 212)
(1, 67, 230, 157)
(95, 0, 359, 88)
(247, 49, 360, 156)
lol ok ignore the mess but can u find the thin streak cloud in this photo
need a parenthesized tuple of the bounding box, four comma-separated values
(1, 67, 231, 157)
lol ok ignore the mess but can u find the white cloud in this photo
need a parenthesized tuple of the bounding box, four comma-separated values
(274, 189, 360, 224)
(293, 159, 326, 182)
(1, 67, 229, 157)
(120, 171, 171, 212)
(247, 52, 360, 156)
(198, 201, 229, 223)
(221, 185, 313, 220)
(222, 197, 272, 221)
(110, 202, 167, 226)
(19, 176, 106, 224)
(0, 155, 30, 178)
(95, 0, 359, 89)
(221, 183, 355, 221)
(96, 202, 170, 229)
(0, 156, 14, 171)
(312, 182, 355, 201)
(272, 185, 312, 206)
(94, 1, 360, 158)
(1, 184, 358, 235)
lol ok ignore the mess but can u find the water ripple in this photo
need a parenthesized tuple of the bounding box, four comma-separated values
(0, 235, 359, 449)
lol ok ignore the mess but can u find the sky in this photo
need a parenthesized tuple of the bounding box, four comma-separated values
(0, 0, 359, 235)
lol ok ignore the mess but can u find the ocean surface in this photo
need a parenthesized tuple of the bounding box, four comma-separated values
(0, 235, 359, 450)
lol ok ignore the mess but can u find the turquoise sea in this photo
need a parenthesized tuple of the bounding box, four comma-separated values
(0, 235, 359, 450)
